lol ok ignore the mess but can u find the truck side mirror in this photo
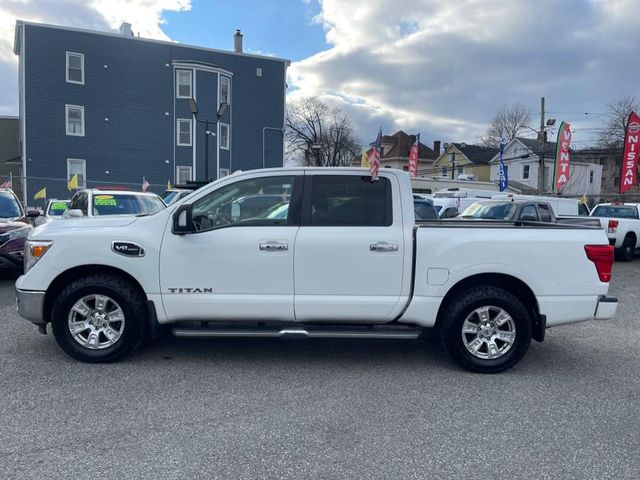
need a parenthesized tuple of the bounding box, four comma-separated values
(172, 204, 194, 234)
(26, 208, 41, 219)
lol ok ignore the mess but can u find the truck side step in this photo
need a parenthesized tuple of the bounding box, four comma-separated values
(172, 325, 422, 340)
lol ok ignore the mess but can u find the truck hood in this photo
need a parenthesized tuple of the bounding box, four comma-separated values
(0, 220, 30, 234)
(29, 216, 139, 239)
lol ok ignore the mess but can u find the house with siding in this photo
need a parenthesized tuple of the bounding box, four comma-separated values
(432, 143, 498, 181)
(488, 137, 603, 196)
(13, 21, 289, 203)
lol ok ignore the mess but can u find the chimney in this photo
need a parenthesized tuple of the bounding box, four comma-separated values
(234, 30, 243, 53)
(119, 22, 133, 37)
(433, 140, 441, 155)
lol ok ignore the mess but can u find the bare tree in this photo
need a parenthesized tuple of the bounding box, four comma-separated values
(479, 103, 532, 147)
(286, 97, 361, 166)
(597, 96, 640, 148)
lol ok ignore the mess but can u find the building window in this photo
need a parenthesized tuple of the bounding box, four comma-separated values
(67, 159, 86, 189)
(177, 119, 192, 146)
(614, 177, 620, 186)
(220, 76, 231, 106)
(177, 166, 192, 184)
(441, 167, 448, 176)
(457, 165, 463, 175)
(522, 164, 530, 180)
(589, 170, 594, 184)
(176, 70, 192, 98)
(65, 105, 85, 136)
(66, 52, 84, 84)
(220, 123, 230, 150)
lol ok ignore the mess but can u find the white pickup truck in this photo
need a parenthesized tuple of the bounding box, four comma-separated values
(16, 168, 618, 373)
(590, 203, 640, 261)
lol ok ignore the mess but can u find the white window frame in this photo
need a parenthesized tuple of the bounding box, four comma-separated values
(65, 104, 85, 136)
(219, 123, 230, 150)
(220, 76, 231, 106)
(177, 119, 192, 146)
(522, 164, 530, 180)
(177, 165, 192, 184)
(66, 52, 84, 85)
(176, 70, 193, 99)
(67, 158, 87, 189)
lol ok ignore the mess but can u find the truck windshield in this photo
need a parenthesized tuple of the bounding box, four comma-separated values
(460, 202, 516, 220)
(591, 205, 639, 219)
(0, 192, 22, 219)
(92, 194, 166, 216)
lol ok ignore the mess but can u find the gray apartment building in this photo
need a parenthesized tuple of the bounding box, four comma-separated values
(13, 21, 289, 203)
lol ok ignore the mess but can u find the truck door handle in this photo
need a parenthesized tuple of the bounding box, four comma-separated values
(259, 241, 288, 252)
(370, 242, 399, 252)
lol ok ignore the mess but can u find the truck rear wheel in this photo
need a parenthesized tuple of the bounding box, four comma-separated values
(616, 236, 635, 262)
(51, 274, 147, 362)
(438, 286, 532, 373)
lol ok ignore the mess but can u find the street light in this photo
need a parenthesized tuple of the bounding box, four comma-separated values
(188, 99, 230, 181)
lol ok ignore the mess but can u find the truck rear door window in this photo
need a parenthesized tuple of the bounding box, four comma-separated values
(307, 176, 392, 226)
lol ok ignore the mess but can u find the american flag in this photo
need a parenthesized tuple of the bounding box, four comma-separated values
(142, 177, 150, 191)
(0, 179, 11, 189)
(368, 127, 382, 179)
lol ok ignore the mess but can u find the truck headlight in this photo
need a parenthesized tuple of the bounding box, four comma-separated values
(24, 240, 53, 273)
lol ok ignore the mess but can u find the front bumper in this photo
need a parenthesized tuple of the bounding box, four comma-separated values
(595, 296, 618, 320)
(16, 288, 46, 325)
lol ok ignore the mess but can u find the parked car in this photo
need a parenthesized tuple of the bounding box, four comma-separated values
(62, 189, 166, 219)
(458, 200, 600, 226)
(590, 203, 640, 261)
(16, 168, 617, 373)
(491, 194, 591, 216)
(162, 188, 194, 205)
(0, 189, 34, 272)
(413, 198, 439, 220)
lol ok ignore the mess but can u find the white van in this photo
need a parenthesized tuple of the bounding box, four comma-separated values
(432, 197, 482, 218)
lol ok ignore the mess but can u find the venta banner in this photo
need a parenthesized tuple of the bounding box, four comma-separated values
(553, 122, 572, 193)
(407, 133, 420, 177)
(620, 111, 640, 194)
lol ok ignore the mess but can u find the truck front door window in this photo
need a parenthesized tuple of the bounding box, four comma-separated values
(191, 176, 296, 231)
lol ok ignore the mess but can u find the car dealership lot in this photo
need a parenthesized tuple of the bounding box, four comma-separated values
(1, 264, 639, 479)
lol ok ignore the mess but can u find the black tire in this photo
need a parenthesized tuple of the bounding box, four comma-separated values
(51, 274, 147, 362)
(615, 236, 635, 262)
(438, 286, 532, 374)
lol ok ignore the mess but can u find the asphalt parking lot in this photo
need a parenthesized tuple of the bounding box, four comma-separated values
(1, 264, 639, 480)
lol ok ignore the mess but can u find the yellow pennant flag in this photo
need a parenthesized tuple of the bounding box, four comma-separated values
(361, 149, 370, 168)
(67, 174, 78, 191)
(33, 187, 46, 200)
(580, 194, 588, 206)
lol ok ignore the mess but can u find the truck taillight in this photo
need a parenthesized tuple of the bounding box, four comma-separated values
(608, 219, 618, 233)
(584, 245, 614, 282)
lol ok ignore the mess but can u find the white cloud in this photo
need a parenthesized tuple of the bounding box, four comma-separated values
(289, 0, 640, 146)
(0, 0, 191, 114)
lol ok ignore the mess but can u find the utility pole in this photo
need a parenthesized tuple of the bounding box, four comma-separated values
(451, 150, 456, 180)
(538, 96, 546, 193)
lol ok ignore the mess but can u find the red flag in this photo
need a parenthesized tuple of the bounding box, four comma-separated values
(620, 111, 640, 194)
(408, 133, 420, 177)
(553, 122, 571, 193)
(368, 128, 382, 179)
(142, 177, 150, 191)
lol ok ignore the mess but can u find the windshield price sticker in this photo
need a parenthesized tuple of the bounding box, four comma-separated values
(95, 198, 117, 206)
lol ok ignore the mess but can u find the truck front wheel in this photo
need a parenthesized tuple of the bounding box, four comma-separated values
(51, 274, 147, 362)
(438, 286, 532, 373)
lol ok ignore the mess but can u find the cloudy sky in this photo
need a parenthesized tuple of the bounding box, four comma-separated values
(1, 0, 639, 148)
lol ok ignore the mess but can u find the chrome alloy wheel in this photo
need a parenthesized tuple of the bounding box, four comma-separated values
(461, 306, 516, 360)
(67, 294, 126, 350)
